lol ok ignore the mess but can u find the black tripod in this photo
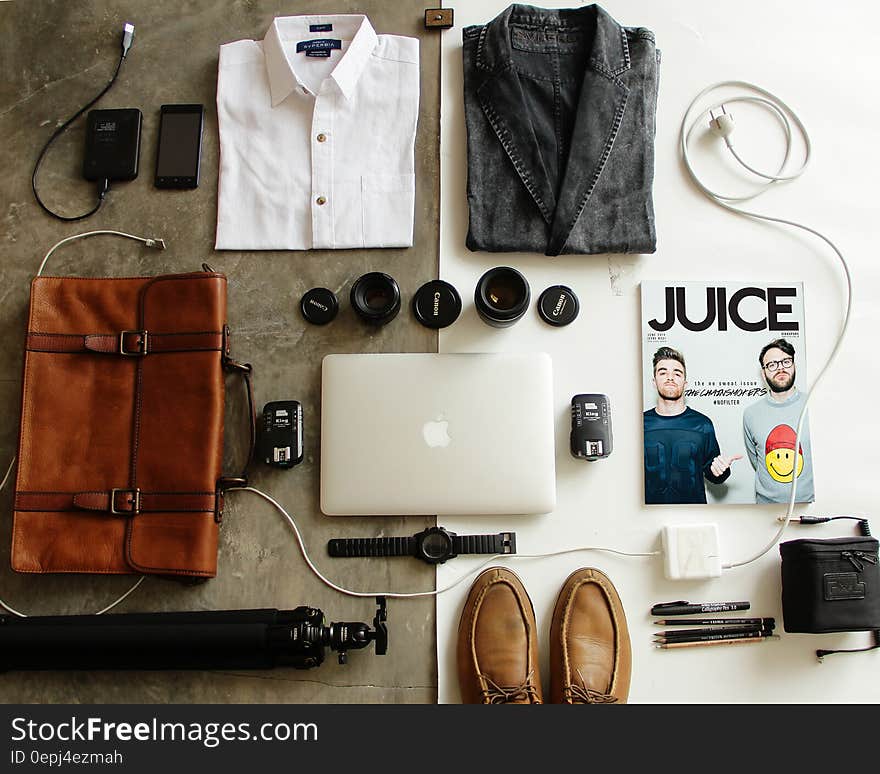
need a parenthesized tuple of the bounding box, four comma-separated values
(0, 598, 387, 672)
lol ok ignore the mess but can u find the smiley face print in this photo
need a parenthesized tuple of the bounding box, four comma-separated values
(764, 424, 804, 483)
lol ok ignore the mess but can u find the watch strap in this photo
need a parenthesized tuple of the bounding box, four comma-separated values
(327, 531, 517, 559)
(327, 537, 416, 558)
(454, 532, 517, 556)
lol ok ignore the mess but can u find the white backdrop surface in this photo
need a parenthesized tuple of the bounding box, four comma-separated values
(436, 0, 880, 703)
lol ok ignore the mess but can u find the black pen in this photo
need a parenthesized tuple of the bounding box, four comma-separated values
(654, 617, 774, 627)
(650, 601, 750, 616)
(655, 629, 772, 644)
(654, 624, 773, 639)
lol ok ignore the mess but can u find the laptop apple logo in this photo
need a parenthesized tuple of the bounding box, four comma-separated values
(422, 416, 451, 448)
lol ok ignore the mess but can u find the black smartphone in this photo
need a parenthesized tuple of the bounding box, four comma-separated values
(154, 104, 204, 189)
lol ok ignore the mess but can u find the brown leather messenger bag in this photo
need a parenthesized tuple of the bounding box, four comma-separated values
(11, 268, 253, 578)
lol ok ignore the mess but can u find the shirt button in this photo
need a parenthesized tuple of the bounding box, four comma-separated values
(301, 86, 308, 94)
(316, 196, 327, 206)
(316, 133, 327, 143)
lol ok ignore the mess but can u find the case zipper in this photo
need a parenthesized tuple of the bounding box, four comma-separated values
(840, 550, 879, 572)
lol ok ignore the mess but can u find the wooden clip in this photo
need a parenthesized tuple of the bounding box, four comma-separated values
(424, 8, 454, 30)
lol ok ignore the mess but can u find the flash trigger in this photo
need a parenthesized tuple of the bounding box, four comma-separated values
(570, 393, 613, 461)
(260, 401, 303, 469)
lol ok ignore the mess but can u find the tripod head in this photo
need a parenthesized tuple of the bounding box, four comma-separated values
(324, 597, 388, 665)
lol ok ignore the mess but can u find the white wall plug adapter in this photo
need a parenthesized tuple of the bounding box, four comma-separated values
(661, 523, 722, 580)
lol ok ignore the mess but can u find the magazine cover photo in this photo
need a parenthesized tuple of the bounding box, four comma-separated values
(641, 281, 813, 506)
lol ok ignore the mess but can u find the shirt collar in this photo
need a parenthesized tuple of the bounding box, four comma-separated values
(263, 15, 378, 106)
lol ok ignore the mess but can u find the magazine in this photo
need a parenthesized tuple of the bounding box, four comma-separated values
(640, 281, 813, 506)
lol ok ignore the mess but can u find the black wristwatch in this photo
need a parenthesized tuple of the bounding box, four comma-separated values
(327, 527, 516, 565)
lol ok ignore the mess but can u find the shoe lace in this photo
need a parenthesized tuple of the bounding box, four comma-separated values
(564, 668, 618, 704)
(480, 670, 541, 704)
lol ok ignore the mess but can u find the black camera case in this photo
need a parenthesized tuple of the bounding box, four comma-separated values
(780, 536, 880, 633)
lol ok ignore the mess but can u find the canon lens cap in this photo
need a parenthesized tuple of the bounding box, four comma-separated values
(537, 285, 579, 327)
(300, 287, 339, 325)
(412, 279, 462, 329)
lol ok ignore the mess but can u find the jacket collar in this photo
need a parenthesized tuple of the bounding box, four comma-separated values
(476, 4, 629, 77)
(263, 15, 378, 105)
(473, 4, 631, 255)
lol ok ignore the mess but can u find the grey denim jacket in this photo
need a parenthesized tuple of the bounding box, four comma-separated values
(463, 4, 659, 256)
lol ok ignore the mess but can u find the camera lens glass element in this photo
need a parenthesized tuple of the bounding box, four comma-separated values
(350, 272, 401, 326)
(474, 266, 530, 327)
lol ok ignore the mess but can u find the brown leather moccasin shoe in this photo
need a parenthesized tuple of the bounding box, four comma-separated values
(549, 568, 632, 704)
(457, 567, 543, 704)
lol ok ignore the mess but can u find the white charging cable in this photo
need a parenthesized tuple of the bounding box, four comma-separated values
(0, 230, 165, 617)
(34, 228, 165, 277)
(680, 81, 852, 569)
(232, 486, 659, 599)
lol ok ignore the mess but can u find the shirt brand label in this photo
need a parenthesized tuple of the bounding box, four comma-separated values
(310, 24, 333, 32)
(296, 38, 342, 53)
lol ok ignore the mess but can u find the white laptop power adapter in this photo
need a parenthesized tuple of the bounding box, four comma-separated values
(661, 523, 722, 580)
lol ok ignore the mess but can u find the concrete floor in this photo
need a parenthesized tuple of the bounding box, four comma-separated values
(0, 0, 440, 702)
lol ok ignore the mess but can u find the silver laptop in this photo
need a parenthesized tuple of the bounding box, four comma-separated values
(320, 352, 556, 516)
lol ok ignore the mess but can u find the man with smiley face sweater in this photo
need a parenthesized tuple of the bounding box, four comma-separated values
(743, 338, 815, 504)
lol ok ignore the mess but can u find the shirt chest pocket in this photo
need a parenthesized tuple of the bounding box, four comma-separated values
(360, 174, 415, 248)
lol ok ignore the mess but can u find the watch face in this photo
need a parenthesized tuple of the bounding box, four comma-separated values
(420, 530, 452, 562)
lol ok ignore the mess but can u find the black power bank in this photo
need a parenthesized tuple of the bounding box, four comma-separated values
(83, 108, 142, 181)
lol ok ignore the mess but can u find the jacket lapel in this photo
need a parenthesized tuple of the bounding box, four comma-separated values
(545, 67, 628, 256)
(474, 5, 633, 255)
(477, 67, 557, 224)
(545, 9, 631, 256)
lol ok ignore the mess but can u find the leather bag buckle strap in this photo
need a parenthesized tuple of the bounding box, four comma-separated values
(119, 330, 149, 356)
(25, 330, 223, 355)
(110, 488, 141, 515)
(16, 490, 217, 516)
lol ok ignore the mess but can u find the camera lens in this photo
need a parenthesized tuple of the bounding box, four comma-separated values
(474, 266, 530, 327)
(350, 272, 401, 326)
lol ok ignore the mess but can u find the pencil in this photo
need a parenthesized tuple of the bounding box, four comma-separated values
(655, 630, 771, 644)
(655, 636, 778, 650)
(653, 617, 775, 627)
(654, 625, 773, 640)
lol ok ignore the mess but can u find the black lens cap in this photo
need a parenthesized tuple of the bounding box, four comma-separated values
(412, 280, 462, 329)
(300, 287, 339, 325)
(537, 285, 579, 327)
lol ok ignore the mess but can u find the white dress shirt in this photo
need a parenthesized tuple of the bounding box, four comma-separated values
(215, 15, 419, 250)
